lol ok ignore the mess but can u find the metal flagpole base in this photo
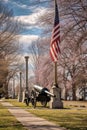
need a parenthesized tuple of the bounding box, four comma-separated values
(50, 84, 63, 109)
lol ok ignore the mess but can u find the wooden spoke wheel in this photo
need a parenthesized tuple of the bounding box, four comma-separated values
(41, 101, 47, 107)
(24, 98, 29, 106)
(31, 90, 37, 108)
(31, 98, 36, 108)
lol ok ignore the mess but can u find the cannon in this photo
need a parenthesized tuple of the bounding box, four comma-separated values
(30, 85, 55, 108)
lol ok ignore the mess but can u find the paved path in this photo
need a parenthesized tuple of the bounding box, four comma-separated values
(1, 101, 66, 130)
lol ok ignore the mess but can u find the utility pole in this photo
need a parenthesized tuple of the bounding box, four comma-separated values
(25, 56, 29, 92)
(18, 72, 22, 102)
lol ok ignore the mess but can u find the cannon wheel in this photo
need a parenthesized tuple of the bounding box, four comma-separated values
(41, 101, 47, 107)
(31, 90, 37, 108)
(24, 98, 29, 106)
(31, 98, 36, 108)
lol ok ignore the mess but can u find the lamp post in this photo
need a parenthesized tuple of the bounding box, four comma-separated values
(25, 56, 29, 92)
(18, 72, 22, 102)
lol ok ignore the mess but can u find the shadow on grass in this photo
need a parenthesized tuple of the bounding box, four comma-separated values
(24, 124, 66, 130)
(0, 122, 22, 128)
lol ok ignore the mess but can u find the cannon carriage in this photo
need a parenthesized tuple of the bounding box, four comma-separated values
(29, 85, 55, 108)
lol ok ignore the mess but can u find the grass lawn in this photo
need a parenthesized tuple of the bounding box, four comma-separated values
(0, 102, 27, 130)
(28, 108, 87, 130)
(4, 99, 87, 130)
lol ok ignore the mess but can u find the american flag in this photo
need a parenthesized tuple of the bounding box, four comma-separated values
(50, 0, 60, 62)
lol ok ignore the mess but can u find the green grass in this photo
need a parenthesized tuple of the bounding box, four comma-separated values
(28, 108, 87, 130)
(0, 102, 27, 130)
(3, 99, 87, 130)
(63, 101, 87, 108)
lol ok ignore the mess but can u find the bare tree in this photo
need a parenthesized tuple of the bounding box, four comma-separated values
(0, 2, 21, 98)
(34, 0, 87, 100)
(26, 0, 87, 101)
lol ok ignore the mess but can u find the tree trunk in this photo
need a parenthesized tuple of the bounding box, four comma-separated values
(4, 83, 9, 99)
(72, 84, 76, 101)
(65, 88, 68, 100)
(83, 87, 86, 101)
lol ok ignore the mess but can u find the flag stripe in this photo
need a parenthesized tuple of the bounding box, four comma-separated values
(51, 25, 60, 39)
(50, 0, 60, 62)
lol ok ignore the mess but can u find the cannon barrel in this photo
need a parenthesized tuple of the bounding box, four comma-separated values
(44, 90, 55, 97)
(33, 85, 42, 92)
(32, 85, 55, 97)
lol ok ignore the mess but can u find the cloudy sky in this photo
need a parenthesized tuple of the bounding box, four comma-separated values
(1, 0, 51, 76)
(2, 0, 51, 54)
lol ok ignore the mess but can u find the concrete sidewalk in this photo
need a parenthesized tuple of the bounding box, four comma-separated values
(1, 101, 66, 130)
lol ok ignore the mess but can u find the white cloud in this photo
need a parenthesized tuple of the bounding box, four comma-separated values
(14, 7, 47, 26)
(17, 15, 36, 25)
(2, 0, 9, 2)
(19, 35, 39, 45)
(19, 35, 39, 55)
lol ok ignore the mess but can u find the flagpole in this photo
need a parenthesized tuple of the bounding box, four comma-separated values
(54, 61, 58, 87)
(54, 0, 58, 88)
(50, 0, 63, 108)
